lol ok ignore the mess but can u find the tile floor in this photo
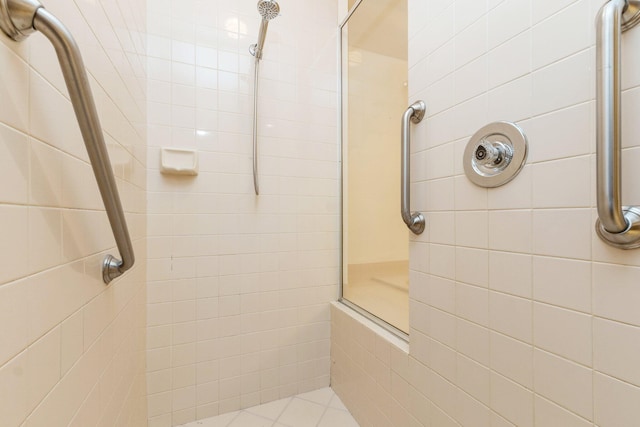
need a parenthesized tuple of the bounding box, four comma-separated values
(178, 387, 360, 427)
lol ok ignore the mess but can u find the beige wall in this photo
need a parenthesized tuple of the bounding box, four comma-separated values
(0, 0, 148, 425)
(346, 48, 409, 265)
(333, 0, 640, 426)
(144, 0, 339, 425)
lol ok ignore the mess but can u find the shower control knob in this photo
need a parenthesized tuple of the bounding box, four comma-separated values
(474, 141, 490, 161)
(463, 121, 528, 188)
(474, 139, 512, 167)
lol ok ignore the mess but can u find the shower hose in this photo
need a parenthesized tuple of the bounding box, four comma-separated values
(252, 57, 260, 195)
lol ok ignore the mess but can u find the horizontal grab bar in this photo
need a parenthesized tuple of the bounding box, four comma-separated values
(0, 0, 135, 281)
(401, 101, 426, 235)
(595, 0, 640, 249)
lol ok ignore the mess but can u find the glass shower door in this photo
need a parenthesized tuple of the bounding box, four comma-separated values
(340, 0, 409, 335)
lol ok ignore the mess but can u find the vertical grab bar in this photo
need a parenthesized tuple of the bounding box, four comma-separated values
(596, 0, 640, 249)
(401, 101, 426, 235)
(0, 0, 135, 281)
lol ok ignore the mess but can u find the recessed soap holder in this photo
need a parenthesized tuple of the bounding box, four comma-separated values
(160, 147, 199, 176)
(463, 121, 528, 188)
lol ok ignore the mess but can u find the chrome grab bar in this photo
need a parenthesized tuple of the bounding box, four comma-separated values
(0, 0, 135, 281)
(401, 101, 426, 235)
(596, 0, 640, 249)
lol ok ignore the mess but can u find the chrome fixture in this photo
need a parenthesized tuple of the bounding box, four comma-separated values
(401, 101, 426, 235)
(250, 0, 280, 60)
(463, 121, 528, 188)
(0, 0, 135, 282)
(595, 0, 640, 249)
(250, 0, 280, 195)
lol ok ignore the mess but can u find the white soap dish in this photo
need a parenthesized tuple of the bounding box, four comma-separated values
(160, 147, 198, 176)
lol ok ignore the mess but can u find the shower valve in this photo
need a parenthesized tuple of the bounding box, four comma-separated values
(474, 139, 512, 167)
(463, 121, 528, 188)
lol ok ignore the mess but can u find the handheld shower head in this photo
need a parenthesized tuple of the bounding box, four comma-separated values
(250, 0, 280, 195)
(250, 0, 280, 59)
(257, 0, 280, 20)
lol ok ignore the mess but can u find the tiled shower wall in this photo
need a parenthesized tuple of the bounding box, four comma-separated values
(144, 1, 339, 425)
(333, 0, 640, 426)
(0, 0, 148, 425)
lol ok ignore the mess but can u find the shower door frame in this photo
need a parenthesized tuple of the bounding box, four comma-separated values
(338, 0, 409, 342)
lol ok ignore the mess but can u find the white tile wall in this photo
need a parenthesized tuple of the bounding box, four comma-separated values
(332, 0, 640, 426)
(145, 0, 339, 425)
(0, 0, 147, 425)
(331, 303, 415, 427)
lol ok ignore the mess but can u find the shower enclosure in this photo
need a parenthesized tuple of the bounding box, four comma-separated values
(340, 0, 410, 335)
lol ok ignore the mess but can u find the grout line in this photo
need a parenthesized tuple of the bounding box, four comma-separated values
(272, 396, 295, 427)
(223, 409, 242, 427)
(314, 401, 330, 427)
(270, 397, 293, 425)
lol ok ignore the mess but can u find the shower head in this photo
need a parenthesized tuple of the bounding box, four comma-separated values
(257, 0, 280, 21)
(250, 0, 280, 59)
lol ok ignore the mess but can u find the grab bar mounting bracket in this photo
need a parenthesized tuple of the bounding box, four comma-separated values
(596, 206, 640, 249)
(622, 1, 640, 31)
(0, 0, 40, 41)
